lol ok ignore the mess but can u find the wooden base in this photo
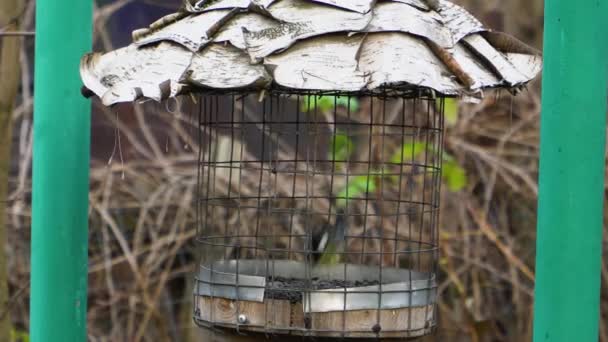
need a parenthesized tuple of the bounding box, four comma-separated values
(196, 296, 434, 339)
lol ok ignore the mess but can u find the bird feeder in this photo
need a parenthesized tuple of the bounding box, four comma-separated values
(80, 0, 541, 339)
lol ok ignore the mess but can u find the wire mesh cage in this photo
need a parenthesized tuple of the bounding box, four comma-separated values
(192, 89, 444, 338)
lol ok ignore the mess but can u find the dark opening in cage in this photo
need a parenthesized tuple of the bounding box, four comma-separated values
(193, 89, 444, 339)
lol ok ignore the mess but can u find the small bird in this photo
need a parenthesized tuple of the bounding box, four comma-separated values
(313, 211, 347, 266)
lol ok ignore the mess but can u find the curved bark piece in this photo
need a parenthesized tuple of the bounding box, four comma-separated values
(186, 44, 272, 88)
(358, 33, 461, 93)
(367, 2, 453, 48)
(462, 34, 529, 86)
(504, 53, 542, 81)
(189, 0, 250, 12)
(213, 12, 278, 50)
(264, 34, 369, 90)
(134, 10, 237, 52)
(451, 44, 500, 89)
(308, 0, 374, 13)
(437, 0, 485, 42)
(80, 43, 193, 106)
(481, 31, 541, 55)
(244, 0, 372, 61)
(389, 0, 430, 11)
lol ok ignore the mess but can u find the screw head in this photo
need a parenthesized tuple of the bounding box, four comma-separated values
(304, 314, 312, 329)
(238, 314, 248, 324)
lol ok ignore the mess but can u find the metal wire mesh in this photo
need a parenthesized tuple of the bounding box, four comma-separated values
(193, 89, 444, 339)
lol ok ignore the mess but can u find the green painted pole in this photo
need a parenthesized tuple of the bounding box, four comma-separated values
(533, 1, 607, 341)
(30, 0, 93, 341)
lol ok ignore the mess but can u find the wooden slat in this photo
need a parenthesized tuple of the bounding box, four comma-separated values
(198, 297, 292, 329)
(196, 295, 434, 339)
(309, 305, 434, 338)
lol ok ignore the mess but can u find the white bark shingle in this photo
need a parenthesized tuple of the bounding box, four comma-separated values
(81, 42, 193, 106)
(244, 0, 372, 61)
(187, 44, 272, 88)
(264, 34, 369, 90)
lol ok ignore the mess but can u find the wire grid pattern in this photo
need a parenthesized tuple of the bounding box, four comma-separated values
(193, 90, 444, 338)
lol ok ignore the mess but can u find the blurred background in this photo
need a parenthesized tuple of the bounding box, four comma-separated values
(1, 0, 606, 341)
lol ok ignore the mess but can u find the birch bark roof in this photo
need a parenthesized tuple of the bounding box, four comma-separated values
(81, 0, 542, 106)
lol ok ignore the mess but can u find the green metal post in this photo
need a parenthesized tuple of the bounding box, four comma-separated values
(30, 0, 93, 341)
(533, 1, 607, 341)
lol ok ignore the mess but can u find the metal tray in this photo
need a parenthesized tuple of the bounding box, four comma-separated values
(194, 259, 436, 313)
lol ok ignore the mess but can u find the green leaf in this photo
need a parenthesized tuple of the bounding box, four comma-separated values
(335, 96, 360, 112)
(336, 174, 378, 208)
(329, 132, 354, 162)
(442, 159, 467, 192)
(390, 142, 427, 164)
(11, 329, 30, 342)
(301, 95, 360, 113)
(439, 98, 459, 126)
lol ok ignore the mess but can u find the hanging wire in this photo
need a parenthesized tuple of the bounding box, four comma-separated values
(0, 31, 34, 37)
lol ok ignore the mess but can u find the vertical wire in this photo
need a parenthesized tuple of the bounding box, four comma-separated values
(393, 97, 407, 267)
(233, 95, 246, 332)
(327, 95, 338, 245)
(360, 96, 374, 264)
(273, 93, 283, 333)
(428, 98, 441, 264)
(430, 96, 446, 329)
(236, 95, 246, 241)
(211, 95, 219, 328)
(210, 97, 219, 236)
(342, 94, 354, 336)
(375, 92, 389, 333)
(201, 95, 217, 326)
(194, 94, 203, 324)
(303, 92, 316, 335)
(254, 94, 267, 258)
(424, 96, 439, 331)
(344, 95, 352, 261)
(223, 95, 236, 259)
(418, 97, 432, 270)
(311, 94, 322, 334)
(196, 96, 203, 240)
(330, 95, 347, 337)
(264, 92, 277, 335)
(406, 96, 418, 332)
(203, 96, 214, 257)
(392, 95, 412, 333)
(418, 97, 433, 331)
(270, 93, 281, 250)
(287, 95, 301, 260)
